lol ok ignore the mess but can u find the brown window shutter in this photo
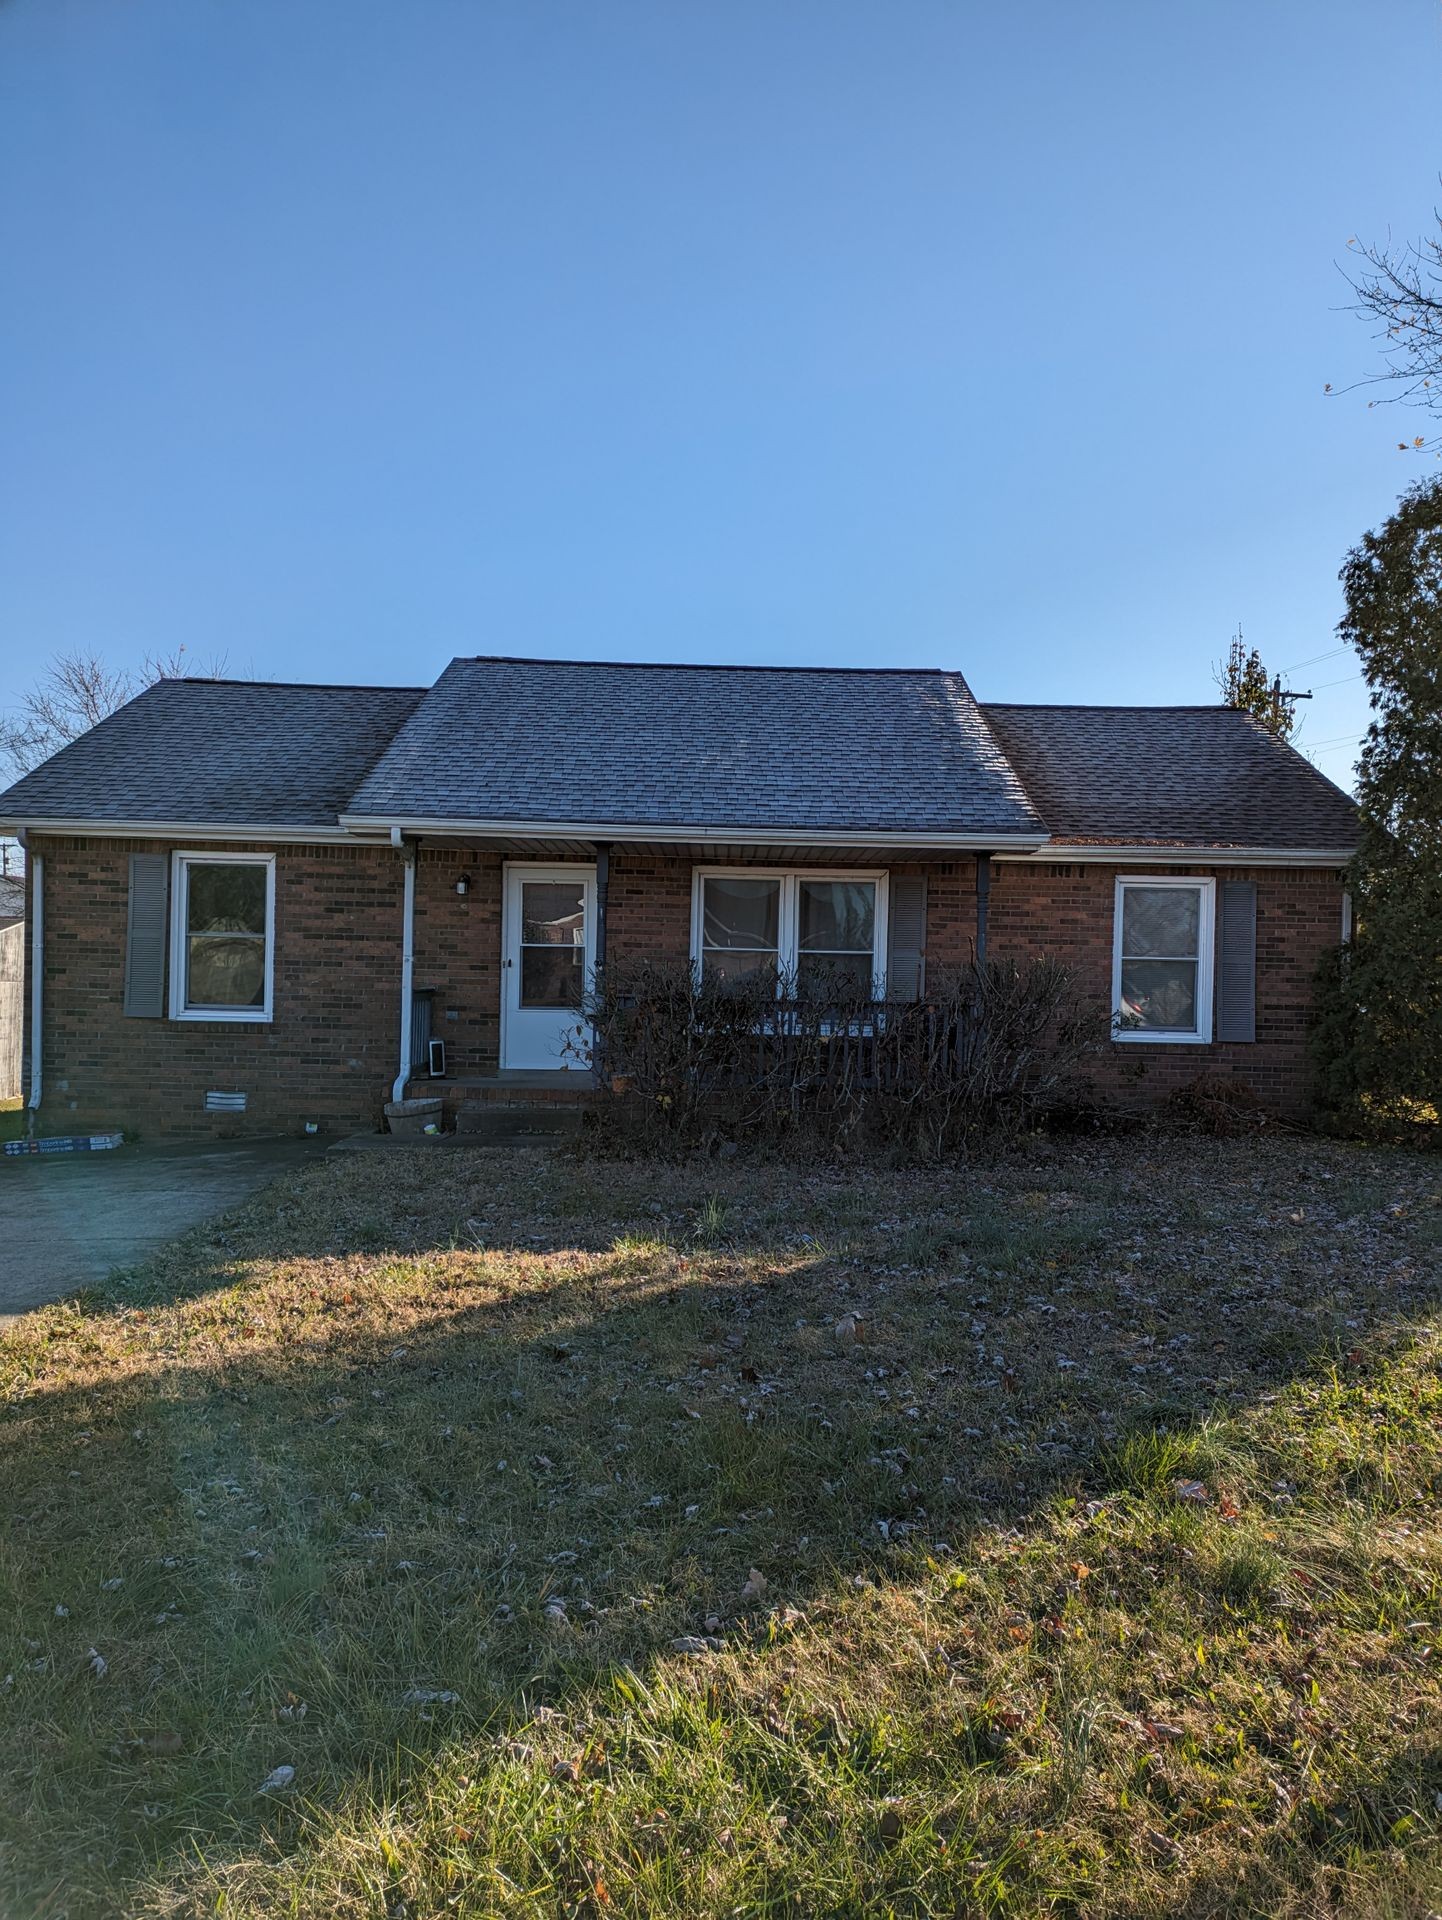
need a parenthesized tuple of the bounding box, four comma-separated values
(886, 876, 927, 1002)
(1216, 881, 1256, 1042)
(124, 853, 169, 1018)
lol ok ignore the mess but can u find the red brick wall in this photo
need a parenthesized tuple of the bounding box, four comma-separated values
(988, 860, 1346, 1114)
(412, 846, 503, 1077)
(607, 851, 693, 966)
(21, 839, 1343, 1137)
(26, 835, 405, 1139)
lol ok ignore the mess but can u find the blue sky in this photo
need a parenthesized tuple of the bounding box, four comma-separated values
(2, 1, 1439, 792)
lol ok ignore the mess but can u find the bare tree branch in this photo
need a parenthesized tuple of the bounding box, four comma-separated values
(1337, 203, 1442, 449)
(0, 644, 231, 777)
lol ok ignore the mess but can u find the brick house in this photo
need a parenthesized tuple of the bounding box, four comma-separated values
(0, 657, 1359, 1138)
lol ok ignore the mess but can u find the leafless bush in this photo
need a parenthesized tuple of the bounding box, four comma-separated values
(1168, 1072, 1274, 1138)
(574, 958, 1103, 1163)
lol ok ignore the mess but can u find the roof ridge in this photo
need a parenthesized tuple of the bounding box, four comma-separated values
(168, 677, 429, 693)
(982, 700, 1245, 714)
(455, 655, 957, 677)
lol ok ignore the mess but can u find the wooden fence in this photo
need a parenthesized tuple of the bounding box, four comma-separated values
(0, 921, 23, 1103)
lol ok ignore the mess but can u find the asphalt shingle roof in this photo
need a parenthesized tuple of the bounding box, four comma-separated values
(345, 657, 1045, 837)
(0, 680, 426, 829)
(0, 664, 1362, 852)
(981, 703, 1360, 850)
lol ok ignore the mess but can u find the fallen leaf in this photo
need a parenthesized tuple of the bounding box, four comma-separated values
(1142, 1718, 1185, 1744)
(258, 1764, 295, 1795)
(742, 1568, 768, 1602)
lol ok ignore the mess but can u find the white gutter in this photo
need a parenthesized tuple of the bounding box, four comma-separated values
(341, 814, 1048, 851)
(993, 845, 1356, 868)
(390, 841, 416, 1104)
(0, 818, 378, 845)
(27, 853, 43, 1121)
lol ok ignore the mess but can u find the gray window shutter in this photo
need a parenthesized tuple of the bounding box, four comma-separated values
(1216, 881, 1256, 1042)
(125, 854, 169, 1018)
(886, 876, 927, 1002)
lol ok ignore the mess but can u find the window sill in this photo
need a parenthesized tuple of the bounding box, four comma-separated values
(170, 1008, 273, 1025)
(1112, 1029, 1212, 1046)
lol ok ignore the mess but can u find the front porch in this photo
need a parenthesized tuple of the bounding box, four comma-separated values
(398, 838, 994, 1098)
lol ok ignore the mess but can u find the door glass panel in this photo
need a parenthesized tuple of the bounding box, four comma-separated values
(521, 881, 586, 945)
(518, 879, 586, 1010)
(521, 945, 584, 1009)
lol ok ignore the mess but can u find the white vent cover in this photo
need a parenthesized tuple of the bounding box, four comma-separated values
(205, 1090, 248, 1113)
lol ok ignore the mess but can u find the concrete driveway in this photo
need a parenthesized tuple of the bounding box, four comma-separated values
(1, 1137, 328, 1322)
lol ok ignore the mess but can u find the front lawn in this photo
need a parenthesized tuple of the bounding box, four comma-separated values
(2, 1134, 1441, 1918)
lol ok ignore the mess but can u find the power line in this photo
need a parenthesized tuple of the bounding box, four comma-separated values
(1279, 644, 1351, 673)
(1307, 671, 1363, 692)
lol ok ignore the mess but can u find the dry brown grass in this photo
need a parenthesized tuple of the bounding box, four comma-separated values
(2, 1132, 1441, 1918)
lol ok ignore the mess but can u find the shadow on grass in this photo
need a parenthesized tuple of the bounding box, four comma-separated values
(2, 1138, 1440, 1915)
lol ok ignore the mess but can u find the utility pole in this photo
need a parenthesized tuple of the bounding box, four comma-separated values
(1270, 675, 1313, 735)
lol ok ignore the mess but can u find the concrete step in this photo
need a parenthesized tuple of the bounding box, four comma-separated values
(454, 1102, 585, 1142)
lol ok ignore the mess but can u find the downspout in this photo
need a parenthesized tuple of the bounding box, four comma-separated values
(592, 842, 610, 1085)
(390, 836, 416, 1105)
(27, 850, 43, 1134)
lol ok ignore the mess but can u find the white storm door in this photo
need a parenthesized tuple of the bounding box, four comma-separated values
(501, 864, 596, 1070)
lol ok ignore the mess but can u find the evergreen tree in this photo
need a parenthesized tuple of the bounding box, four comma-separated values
(1318, 478, 1442, 1126)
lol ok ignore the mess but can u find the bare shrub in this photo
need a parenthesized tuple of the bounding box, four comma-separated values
(1168, 1072, 1274, 1138)
(573, 958, 1102, 1163)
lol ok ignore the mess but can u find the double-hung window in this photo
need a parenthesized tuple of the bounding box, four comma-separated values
(1112, 876, 1215, 1043)
(693, 870, 888, 996)
(169, 852, 275, 1022)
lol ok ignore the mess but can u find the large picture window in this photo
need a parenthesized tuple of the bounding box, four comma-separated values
(1112, 877, 1214, 1044)
(169, 852, 275, 1022)
(693, 870, 888, 995)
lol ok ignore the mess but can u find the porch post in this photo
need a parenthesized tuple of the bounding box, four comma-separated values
(593, 843, 610, 985)
(975, 851, 992, 969)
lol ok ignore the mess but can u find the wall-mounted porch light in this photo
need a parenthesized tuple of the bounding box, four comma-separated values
(455, 873, 473, 897)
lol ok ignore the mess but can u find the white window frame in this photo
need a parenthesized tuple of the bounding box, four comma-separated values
(689, 868, 890, 996)
(1111, 875, 1215, 1045)
(169, 851, 276, 1024)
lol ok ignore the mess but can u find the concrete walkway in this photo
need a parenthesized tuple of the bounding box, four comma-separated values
(0, 1137, 327, 1322)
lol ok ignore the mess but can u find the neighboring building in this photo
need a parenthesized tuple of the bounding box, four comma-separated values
(0, 659, 1359, 1137)
(0, 869, 22, 1103)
